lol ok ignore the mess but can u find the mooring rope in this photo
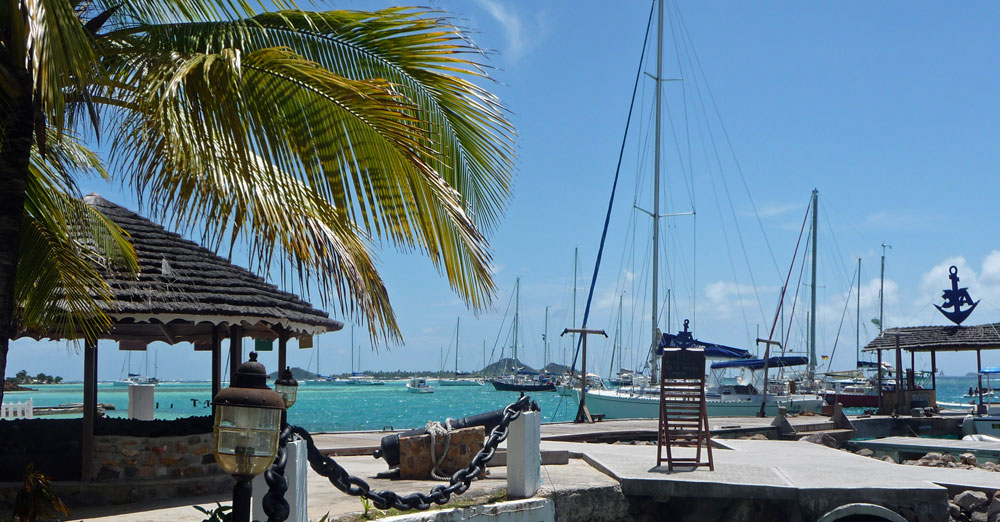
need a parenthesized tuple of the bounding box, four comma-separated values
(425, 418, 454, 480)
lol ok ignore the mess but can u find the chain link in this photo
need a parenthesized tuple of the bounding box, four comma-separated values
(285, 394, 533, 513)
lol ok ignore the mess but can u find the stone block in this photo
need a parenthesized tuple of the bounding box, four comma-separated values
(96, 466, 120, 481)
(188, 436, 202, 445)
(139, 466, 154, 479)
(175, 444, 188, 454)
(160, 456, 182, 466)
(956, 491, 989, 512)
(856, 448, 874, 458)
(152, 445, 167, 455)
(192, 445, 211, 456)
(398, 426, 484, 480)
(961, 453, 979, 466)
(183, 466, 205, 477)
(121, 448, 139, 457)
(122, 440, 137, 446)
(154, 467, 169, 478)
(101, 459, 116, 466)
(124, 467, 139, 479)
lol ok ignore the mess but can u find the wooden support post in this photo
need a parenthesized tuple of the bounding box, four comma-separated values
(82, 339, 97, 481)
(977, 348, 984, 412)
(211, 324, 221, 417)
(561, 328, 607, 424)
(909, 351, 915, 391)
(877, 349, 883, 413)
(277, 327, 288, 374)
(930, 350, 937, 391)
(894, 335, 904, 416)
(229, 324, 244, 382)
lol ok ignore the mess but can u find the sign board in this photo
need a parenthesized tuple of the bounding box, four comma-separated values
(662, 349, 705, 379)
(254, 338, 274, 352)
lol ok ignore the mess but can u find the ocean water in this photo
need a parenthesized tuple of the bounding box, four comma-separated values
(3, 377, 987, 432)
(3, 380, 580, 432)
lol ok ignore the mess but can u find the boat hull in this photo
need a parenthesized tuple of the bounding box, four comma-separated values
(438, 379, 483, 387)
(406, 386, 434, 394)
(491, 380, 555, 392)
(822, 392, 880, 408)
(580, 389, 824, 418)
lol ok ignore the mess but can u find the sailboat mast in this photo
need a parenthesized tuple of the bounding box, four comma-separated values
(809, 189, 818, 381)
(350, 325, 354, 374)
(573, 247, 578, 365)
(544, 306, 549, 369)
(856, 258, 861, 368)
(879, 243, 890, 335)
(649, 0, 664, 383)
(514, 277, 520, 364)
(456, 317, 460, 375)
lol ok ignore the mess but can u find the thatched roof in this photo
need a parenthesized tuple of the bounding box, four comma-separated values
(863, 323, 1000, 353)
(34, 194, 342, 343)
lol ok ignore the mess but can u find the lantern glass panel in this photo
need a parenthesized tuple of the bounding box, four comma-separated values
(213, 404, 281, 476)
(274, 383, 297, 408)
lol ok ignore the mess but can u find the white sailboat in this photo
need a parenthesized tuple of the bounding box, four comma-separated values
(580, 0, 822, 419)
(439, 318, 483, 387)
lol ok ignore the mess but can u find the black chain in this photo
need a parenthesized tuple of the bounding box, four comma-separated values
(262, 425, 291, 522)
(284, 394, 533, 513)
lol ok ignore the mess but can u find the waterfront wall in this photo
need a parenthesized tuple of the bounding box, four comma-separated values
(91, 432, 222, 481)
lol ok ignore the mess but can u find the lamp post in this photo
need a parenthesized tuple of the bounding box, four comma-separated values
(212, 352, 286, 522)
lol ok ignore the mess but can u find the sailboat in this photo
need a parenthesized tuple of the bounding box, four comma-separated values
(490, 278, 556, 392)
(574, 0, 822, 418)
(114, 349, 158, 386)
(329, 326, 385, 385)
(439, 318, 484, 386)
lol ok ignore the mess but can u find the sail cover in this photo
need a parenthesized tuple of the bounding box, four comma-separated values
(709, 356, 809, 370)
(658, 333, 751, 359)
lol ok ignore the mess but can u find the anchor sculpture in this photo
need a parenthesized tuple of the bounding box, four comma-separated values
(935, 265, 979, 325)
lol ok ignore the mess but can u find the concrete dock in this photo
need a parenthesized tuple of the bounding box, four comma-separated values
(56, 416, 1000, 522)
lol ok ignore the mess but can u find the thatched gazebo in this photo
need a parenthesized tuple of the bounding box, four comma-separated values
(18, 194, 343, 480)
(864, 323, 1000, 414)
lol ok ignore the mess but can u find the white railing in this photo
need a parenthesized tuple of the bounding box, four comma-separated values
(1, 398, 33, 419)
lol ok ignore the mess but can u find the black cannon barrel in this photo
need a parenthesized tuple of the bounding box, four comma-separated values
(373, 408, 507, 467)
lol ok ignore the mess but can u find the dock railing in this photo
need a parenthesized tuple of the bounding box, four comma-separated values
(1, 398, 33, 419)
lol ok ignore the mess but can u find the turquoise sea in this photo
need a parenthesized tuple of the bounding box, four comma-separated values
(3, 380, 581, 432)
(3, 376, 986, 432)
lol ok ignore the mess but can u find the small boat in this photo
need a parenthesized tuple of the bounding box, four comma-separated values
(113, 373, 158, 386)
(490, 369, 555, 392)
(960, 367, 1000, 437)
(406, 377, 434, 394)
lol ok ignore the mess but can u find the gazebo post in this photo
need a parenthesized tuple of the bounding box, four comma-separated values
(930, 350, 936, 391)
(211, 324, 222, 417)
(894, 334, 904, 416)
(977, 348, 984, 411)
(82, 338, 97, 481)
(277, 326, 288, 374)
(876, 348, 883, 413)
(229, 324, 244, 381)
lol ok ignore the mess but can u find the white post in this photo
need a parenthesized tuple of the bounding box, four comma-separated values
(127, 384, 155, 420)
(507, 411, 541, 499)
(253, 439, 307, 522)
(25, 399, 33, 419)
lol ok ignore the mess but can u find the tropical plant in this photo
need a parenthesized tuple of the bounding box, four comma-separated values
(193, 503, 232, 522)
(12, 463, 69, 522)
(0, 1, 515, 404)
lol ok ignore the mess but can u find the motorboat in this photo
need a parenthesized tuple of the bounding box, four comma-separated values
(406, 377, 434, 394)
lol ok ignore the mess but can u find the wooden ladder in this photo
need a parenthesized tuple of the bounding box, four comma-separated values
(657, 352, 714, 471)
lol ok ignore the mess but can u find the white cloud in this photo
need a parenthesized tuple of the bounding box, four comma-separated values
(474, 0, 544, 62)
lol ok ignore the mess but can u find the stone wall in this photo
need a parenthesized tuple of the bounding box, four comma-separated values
(92, 432, 223, 481)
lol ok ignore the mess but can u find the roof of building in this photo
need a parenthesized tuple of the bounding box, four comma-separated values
(862, 323, 1000, 352)
(21, 195, 343, 343)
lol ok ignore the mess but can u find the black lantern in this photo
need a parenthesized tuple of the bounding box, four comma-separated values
(212, 352, 285, 522)
(274, 366, 298, 409)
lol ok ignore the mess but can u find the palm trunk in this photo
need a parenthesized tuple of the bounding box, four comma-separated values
(0, 67, 34, 407)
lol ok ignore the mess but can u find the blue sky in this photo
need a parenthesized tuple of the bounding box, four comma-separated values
(9, 1, 1000, 381)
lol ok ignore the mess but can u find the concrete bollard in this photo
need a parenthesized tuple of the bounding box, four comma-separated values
(127, 384, 155, 420)
(253, 439, 307, 522)
(507, 411, 541, 499)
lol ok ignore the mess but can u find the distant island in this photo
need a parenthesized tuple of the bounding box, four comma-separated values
(268, 358, 574, 381)
(4, 369, 63, 391)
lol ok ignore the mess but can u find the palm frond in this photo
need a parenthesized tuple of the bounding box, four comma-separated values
(93, 11, 514, 337)
(16, 133, 137, 341)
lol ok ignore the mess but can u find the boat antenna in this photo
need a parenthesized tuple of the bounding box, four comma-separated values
(879, 243, 891, 335)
